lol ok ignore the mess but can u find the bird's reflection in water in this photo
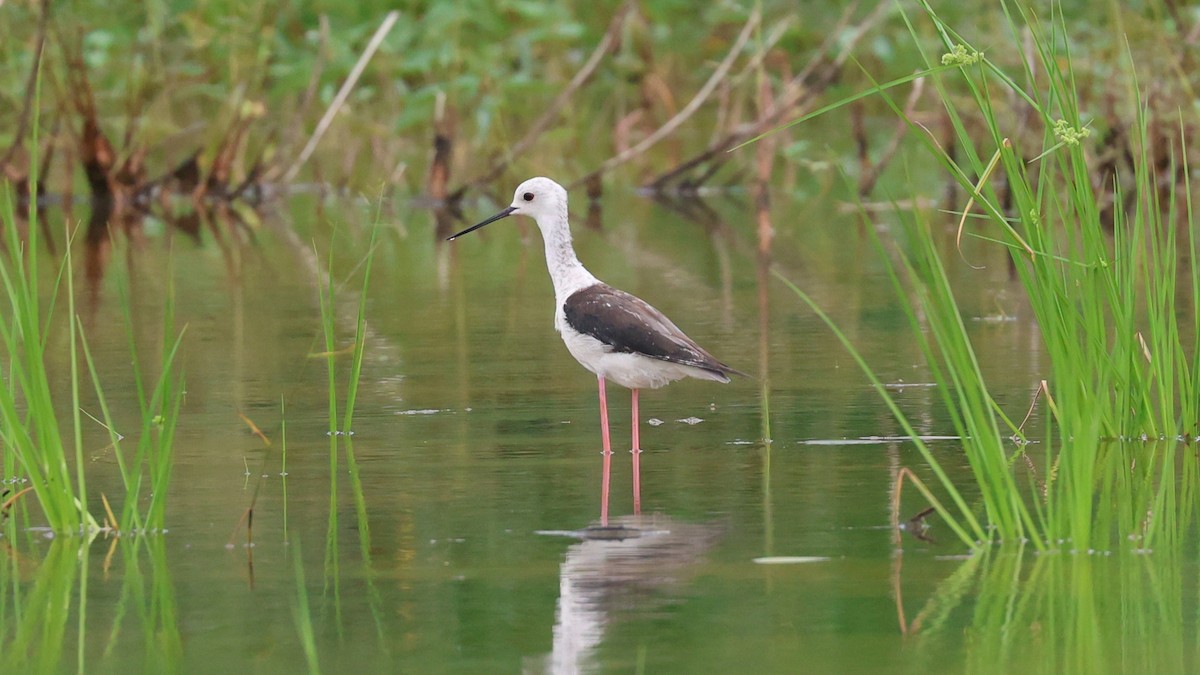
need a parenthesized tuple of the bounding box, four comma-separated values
(526, 514, 724, 675)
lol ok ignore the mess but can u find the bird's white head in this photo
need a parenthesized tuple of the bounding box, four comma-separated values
(446, 176, 569, 241)
(507, 176, 567, 222)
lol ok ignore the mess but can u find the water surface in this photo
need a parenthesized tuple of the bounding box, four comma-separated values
(5, 189, 1196, 674)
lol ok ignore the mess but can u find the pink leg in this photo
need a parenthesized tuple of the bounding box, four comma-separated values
(597, 376, 612, 526)
(631, 388, 641, 515)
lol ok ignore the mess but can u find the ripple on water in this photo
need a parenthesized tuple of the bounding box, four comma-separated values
(798, 435, 961, 446)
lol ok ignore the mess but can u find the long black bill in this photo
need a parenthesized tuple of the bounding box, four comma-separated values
(446, 206, 517, 241)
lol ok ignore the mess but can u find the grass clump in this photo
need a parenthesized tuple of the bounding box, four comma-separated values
(1, 159, 184, 536)
(305, 208, 389, 647)
(0, 167, 97, 533)
(779, 1, 1200, 550)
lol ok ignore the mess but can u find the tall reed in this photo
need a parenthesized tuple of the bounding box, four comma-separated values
(0, 180, 95, 532)
(80, 244, 186, 534)
(1, 64, 185, 532)
(775, 2, 1198, 548)
(313, 215, 380, 635)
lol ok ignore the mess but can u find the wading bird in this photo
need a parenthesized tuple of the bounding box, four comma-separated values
(448, 177, 742, 524)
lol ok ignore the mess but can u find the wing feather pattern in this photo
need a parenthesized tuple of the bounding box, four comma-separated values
(563, 284, 742, 380)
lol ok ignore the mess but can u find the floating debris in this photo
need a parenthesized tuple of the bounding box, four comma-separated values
(883, 381, 937, 390)
(753, 556, 832, 564)
(676, 417, 704, 425)
(901, 506, 937, 543)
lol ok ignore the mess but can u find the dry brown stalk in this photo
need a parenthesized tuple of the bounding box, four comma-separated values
(0, 487, 34, 523)
(237, 411, 273, 447)
(570, 7, 761, 191)
(427, 92, 454, 202)
(58, 32, 119, 198)
(2, 0, 50, 173)
(267, 13, 333, 183)
(645, 0, 892, 193)
(857, 75, 926, 197)
(100, 493, 119, 532)
(282, 10, 401, 184)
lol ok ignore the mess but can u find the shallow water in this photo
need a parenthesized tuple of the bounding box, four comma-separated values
(4, 190, 1198, 674)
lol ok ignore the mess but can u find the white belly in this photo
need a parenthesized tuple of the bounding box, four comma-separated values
(559, 326, 709, 390)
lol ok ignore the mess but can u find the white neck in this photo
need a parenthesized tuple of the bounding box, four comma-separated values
(537, 213, 599, 303)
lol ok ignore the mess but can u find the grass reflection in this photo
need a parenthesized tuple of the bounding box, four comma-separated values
(0, 535, 181, 673)
(288, 436, 390, 672)
(4, 538, 79, 672)
(907, 545, 1193, 674)
(290, 536, 321, 675)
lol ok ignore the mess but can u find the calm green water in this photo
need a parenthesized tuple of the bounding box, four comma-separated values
(4, 190, 1198, 674)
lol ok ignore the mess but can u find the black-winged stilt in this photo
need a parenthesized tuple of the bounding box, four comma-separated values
(448, 177, 742, 524)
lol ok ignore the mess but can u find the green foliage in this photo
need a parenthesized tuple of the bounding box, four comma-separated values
(1, 0, 870, 194)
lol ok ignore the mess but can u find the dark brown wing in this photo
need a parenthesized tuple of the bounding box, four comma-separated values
(562, 284, 741, 378)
